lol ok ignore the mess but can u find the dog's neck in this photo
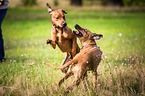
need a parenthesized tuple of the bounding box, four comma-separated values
(81, 40, 97, 49)
(81, 40, 96, 47)
(81, 44, 96, 49)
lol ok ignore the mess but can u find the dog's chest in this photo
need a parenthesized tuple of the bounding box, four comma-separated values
(56, 29, 73, 40)
(56, 29, 66, 36)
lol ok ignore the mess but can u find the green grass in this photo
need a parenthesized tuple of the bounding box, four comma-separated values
(0, 8, 145, 95)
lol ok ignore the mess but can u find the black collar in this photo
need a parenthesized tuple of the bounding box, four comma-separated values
(81, 45, 102, 54)
(81, 45, 98, 49)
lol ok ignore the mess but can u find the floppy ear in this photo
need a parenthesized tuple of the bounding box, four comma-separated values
(91, 33, 103, 40)
(46, 3, 53, 14)
(62, 10, 67, 14)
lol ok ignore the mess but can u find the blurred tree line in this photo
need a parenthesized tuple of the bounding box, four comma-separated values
(22, 0, 145, 7)
(22, 0, 37, 6)
(102, 0, 145, 6)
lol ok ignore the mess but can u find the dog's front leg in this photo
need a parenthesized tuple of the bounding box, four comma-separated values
(46, 39, 56, 49)
(46, 29, 57, 49)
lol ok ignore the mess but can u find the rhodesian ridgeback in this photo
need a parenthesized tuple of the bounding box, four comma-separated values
(46, 3, 80, 73)
(45, 24, 103, 93)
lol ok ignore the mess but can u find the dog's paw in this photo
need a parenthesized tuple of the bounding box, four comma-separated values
(46, 39, 52, 44)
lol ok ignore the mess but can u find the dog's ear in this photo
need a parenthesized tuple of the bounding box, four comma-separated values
(46, 3, 53, 14)
(62, 10, 67, 14)
(91, 33, 103, 40)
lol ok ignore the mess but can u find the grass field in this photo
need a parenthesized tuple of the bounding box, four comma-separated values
(0, 8, 145, 95)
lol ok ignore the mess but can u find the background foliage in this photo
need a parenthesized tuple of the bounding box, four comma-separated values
(123, 0, 145, 6)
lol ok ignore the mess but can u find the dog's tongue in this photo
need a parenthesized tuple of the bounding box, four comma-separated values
(76, 31, 79, 34)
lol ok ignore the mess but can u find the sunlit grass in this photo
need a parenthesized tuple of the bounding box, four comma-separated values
(0, 8, 144, 95)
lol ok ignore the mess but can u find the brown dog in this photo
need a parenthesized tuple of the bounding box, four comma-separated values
(45, 24, 103, 93)
(46, 3, 80, 73)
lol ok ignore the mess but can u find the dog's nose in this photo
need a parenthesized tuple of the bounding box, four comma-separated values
(62, 22, 67, 27)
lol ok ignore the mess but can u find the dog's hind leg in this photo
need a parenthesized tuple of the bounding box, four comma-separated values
(64, 68, 85, 93)
(57, 72, 73, 89)
(71, 36, 80, 58)
(82, 73, 89, 91)
(92, 69, 97, 91)
(61, 53, 72, 73)
(64, 78, 81, 93)
(61, 53, 72, 66)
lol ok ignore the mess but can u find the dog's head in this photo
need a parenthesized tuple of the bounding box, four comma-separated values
(46, 3, 67, 28)
(73, 24, 103, 44)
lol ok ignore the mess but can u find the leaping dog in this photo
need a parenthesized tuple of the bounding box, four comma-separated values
(46, 3, 80, 73)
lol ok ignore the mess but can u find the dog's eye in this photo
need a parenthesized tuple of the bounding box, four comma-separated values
(63, 16, 65, 20)
(84, 30, 87, 33)
(56, 17, 59, 19)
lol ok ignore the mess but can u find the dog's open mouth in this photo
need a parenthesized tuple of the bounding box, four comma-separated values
(73, 30, 83, 37)
(73, 24, 83, 37)
(75, 24, 82, 31)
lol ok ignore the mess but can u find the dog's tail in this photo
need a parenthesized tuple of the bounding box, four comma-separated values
(44, 60, 74, 69)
